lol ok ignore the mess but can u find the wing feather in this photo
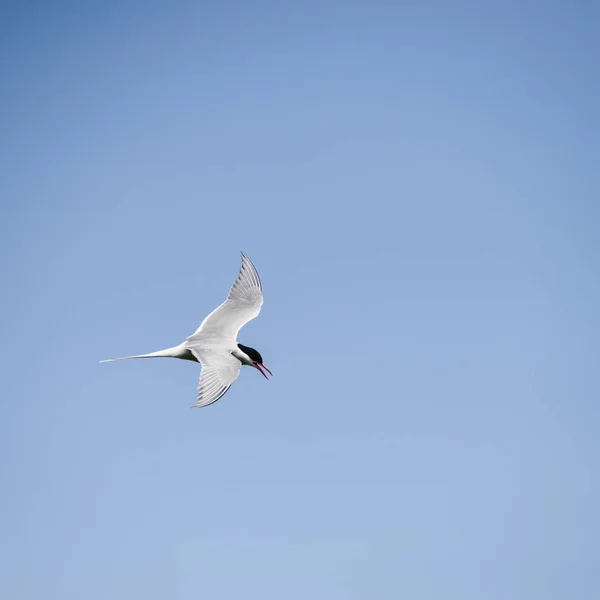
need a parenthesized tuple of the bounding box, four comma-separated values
(191, 350, 241, 408)
(188, 252, 264, 343)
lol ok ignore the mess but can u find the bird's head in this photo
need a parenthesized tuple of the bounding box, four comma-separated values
(237, 343, 272, 380)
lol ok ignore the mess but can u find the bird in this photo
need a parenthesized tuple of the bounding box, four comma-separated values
(100, 251, 271, 408)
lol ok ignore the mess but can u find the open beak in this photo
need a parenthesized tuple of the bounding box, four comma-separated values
(253, 363, 272, 380)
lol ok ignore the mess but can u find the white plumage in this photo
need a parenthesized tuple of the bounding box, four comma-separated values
(189, 252, 263, 342)
(101, 252, 271, 408)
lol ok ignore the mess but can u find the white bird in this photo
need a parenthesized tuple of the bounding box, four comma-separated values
(100, 252, 272, 408)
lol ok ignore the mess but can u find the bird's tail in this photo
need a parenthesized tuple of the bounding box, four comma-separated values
(99, 345, 183, 363)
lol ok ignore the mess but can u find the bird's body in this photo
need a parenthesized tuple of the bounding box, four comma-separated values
(101, 252, 271, 407)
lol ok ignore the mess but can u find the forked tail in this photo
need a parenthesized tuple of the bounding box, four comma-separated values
(99, 345, 184, 363)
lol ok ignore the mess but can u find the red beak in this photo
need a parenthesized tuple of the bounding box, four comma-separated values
(253, 363, 272, 380)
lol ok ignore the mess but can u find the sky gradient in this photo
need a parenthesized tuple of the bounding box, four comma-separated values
(1, 1, 599, 598)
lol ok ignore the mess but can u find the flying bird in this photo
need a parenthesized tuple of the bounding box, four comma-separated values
(100, 252, 271, 407)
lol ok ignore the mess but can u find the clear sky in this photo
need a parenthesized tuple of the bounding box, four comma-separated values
(1, 1, 598, 598)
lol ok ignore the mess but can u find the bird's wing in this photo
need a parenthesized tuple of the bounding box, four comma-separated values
(190, 349, 241, 408)
(187, 252, 264, 343)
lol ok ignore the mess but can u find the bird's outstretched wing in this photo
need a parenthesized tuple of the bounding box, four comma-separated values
(187, 252, 264, 343)
(190, 349, 241, 408)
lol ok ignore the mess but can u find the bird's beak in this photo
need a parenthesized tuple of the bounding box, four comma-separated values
(253, 363, 272, 380)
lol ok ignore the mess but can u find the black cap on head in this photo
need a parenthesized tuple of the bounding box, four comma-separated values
(237, 343, 263, 363)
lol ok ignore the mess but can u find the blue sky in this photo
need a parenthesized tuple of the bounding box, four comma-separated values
(1, 1, 598, 598)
